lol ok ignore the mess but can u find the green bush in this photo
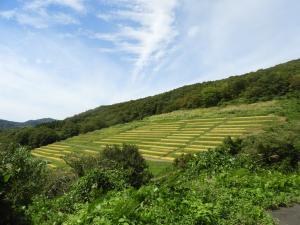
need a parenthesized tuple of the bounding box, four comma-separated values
(243, 122, 300, 172)
(64, 144, 153, 188)
(0, 147, 48, 225)
(63, 153, 100, 177)
(44, 170, 76, 198)
(27, 168, 129, 224)
(100, 144, 153, 188)
(0, 147, 48, 206)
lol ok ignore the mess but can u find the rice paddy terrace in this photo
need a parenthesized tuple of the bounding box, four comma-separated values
(31, 101, 281, 168)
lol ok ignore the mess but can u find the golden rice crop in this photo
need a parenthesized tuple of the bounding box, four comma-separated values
(38, 148, 72, 154)
(139, 149, 166, 155)
(31, 152, 64, 162)
(33, 150, 65, 158)
(138, 144, 176, 150)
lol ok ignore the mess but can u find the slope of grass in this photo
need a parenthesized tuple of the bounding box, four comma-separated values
(31, 101, 281, 169)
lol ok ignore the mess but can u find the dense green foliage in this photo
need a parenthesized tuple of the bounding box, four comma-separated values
(0, 148, 48, 225)
(0, 144, 152, 225)
(25, 122, 300, 225)
(64, 144, 152, 187)
(1, 59, 299, 150)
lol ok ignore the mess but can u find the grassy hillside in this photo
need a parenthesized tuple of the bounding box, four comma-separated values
(1, 59, 299, 150)
(32, 101, 281, 169)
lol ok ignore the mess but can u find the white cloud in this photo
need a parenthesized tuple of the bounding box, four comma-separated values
(0, 10, 15, 19)
(94, 0, 179, 80)
(24, 0, 85, 13)
(52, 12, 80, 25)
(0, 10, 79, 28)
(0, 0, 82, 29)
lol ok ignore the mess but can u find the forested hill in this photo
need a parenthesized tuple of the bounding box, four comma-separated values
(1, 59, 299, 149)
(0, 118, 55, 130)
(68, 59, 300, 125)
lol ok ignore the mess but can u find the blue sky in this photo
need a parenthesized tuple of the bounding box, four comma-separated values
(0, 0, 300, 122)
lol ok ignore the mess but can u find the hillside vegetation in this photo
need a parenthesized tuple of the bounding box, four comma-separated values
(31, 101, 280, 169)
(0, 59, 299, 150)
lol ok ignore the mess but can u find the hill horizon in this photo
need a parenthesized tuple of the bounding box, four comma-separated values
(67, 58, 299, 118)
(4, 58, 299, 122)
(1, 58, 299, 151)
(0, 118, 56, 130)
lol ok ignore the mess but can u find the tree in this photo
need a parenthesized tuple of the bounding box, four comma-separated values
(101, 144, 153, 188)
(28, 127, 59, 148)
(0, 147, 48, 225)
(61, 122, 80, 139)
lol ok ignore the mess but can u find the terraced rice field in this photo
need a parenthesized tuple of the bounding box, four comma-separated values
(32, 113, 278, 168)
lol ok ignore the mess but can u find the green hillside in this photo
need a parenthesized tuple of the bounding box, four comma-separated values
(1, 59, 299, 151)
(32, 101, 280, 169)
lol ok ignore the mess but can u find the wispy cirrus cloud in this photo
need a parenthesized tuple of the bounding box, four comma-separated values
(94, 0, 179, 80)
(0, 0, 83, 28)
(24, 0, 86, 13)
(0, 10, 79, 28)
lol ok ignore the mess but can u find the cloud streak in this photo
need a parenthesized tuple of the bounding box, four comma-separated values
(24, 0, 86, 13)
(0, 0, 82, 28)
(95, 0, 178, 80)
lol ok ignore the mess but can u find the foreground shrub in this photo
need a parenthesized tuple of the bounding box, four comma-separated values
(0, 147, 48, 225)
(44, 170, 76, 198)
(63, 153, 100, 177)
(27, 144, 151, 224)
(0, 147, 47, 206)
(243, 122, 300, 172)
(101, 144, 153, 188)
(27, 168, 129, 224)
(64, 144, 153, 188)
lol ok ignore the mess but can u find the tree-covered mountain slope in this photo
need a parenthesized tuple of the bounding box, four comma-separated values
(0, 118, 55, 130)
(1, 59, 299, 150)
